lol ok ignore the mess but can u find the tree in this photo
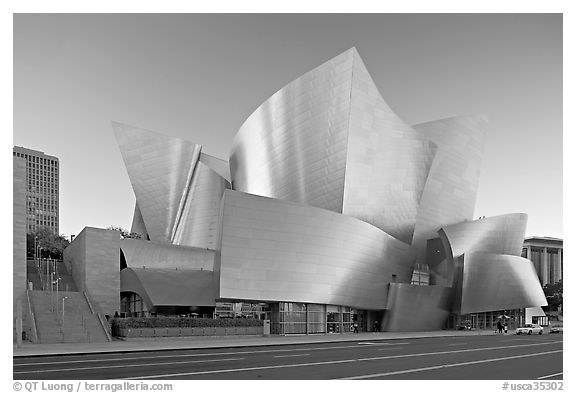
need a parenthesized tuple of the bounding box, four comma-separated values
(106, 225, 142, 239)
(543, 279, 563, 312)
(27, 229, 70, 260)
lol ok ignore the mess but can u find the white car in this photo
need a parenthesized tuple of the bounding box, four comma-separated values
(516, 323, 543, 335)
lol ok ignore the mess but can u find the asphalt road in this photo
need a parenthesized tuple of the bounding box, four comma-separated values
(13, 334, 563, 380)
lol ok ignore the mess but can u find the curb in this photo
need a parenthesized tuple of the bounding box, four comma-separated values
(13, 331, 498, 358)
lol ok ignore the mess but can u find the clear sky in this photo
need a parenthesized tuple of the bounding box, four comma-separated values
(13, 13, 562, 239)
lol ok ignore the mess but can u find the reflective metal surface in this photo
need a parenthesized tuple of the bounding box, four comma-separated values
(121, 268, 217, 308)
(113, 122, 229, 248)
(460, 252, 547, 314)
(230, 48, 354, 214)
(230, 48, 437, 243)
(171, 161, 228, 249)
(342, 53, 437, 244)
(108, 47, 545, 331)
(120, 238, 215, 271)
(200, 152, 231, 182)
(411, 115, 488, 260)
(113, 121, 202, 243)
(438, 213, 546, 314)
(218, 190, 417, 310)
(440, 213, 528, 258)
(383, 283, 453, 332)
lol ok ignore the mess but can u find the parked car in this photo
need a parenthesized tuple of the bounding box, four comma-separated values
(516, 323, 543, 335)
(550, 326, 563, 334)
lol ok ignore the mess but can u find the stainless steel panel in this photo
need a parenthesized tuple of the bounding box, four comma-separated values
(440, 213, 528, 257)
(113, 122, 202, 243)
(411, 115, 488, 261)
(230, 48, 437, 244)
(230, 49, 354, 214)
(460, 252, 547, 314)
(343, 53, 437, 244)
(200, 152, 231, 182)
(383, 283, 453, 332)
(120, 238, 215, 271)
(218, 190, 416, 310)
(172, 161, 227, 249)
(121, 268, 216, 307)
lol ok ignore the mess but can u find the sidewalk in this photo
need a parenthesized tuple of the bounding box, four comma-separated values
(13, 329, 498, 357)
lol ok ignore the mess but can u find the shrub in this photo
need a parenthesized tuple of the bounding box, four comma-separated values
(111, 316, 263, 331)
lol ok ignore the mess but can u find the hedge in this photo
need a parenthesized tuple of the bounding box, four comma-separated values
(111, 317, 264, 329)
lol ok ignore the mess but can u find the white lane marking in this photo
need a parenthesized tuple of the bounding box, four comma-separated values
(339, 350, 562, 379)
(537, 372, 563, 380)
(13, 358, 244, 374)
(273, 354, 310, 358)
(358, 342, 409, 346)
(123, 341, 562, 379)
(14, 341, 414, 367)
(378, 348, 403, 351)
(448, 343, 468, 346)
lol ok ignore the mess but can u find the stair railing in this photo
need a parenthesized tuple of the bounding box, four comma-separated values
(25, 290, 38, 343)
(83, 291, 112, 342)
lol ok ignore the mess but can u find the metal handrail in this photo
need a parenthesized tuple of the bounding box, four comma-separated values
(83, 291, 95, 314)
(83, 291, 112, 342)
(25, 290, 38, 343)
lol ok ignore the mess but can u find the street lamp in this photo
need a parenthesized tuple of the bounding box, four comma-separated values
(52, 277, 61, 315)
(62, 296, 69, 326)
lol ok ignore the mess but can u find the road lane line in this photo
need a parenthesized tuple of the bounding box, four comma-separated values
(273, 354, 310, 358)
(122, 341, 562, 379)
(339, 350, 562, 379)
(377, 348, 403, 351)
(538, 372, 563, 379)
(13, 343, 399, 367)
(13, 358, 244, 375)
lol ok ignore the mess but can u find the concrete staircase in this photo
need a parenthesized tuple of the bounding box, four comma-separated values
(26, 261, 110, 344)
(29, 291, 109, 343)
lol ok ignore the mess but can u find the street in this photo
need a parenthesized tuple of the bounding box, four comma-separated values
(13, 334, 562, 380)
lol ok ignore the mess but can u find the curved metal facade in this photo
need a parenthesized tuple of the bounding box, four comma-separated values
(342, 53, 437, 244)
(411, 115, 488, 260)
(383, 283, 453, 332)
(120, 238, 215, 271)
(230, 48, 354, 214)
(230, 48, 437, 243)
(460, 252, 547, 314)
(439, 213, 528, 258)
(113, 122, 229, 249)
(218, 190, 416, 310)
(113, 121, 202, 243)
(109, 47, 547, 332)
(121, 268, 216, 308)
(171, 160, 228, 250)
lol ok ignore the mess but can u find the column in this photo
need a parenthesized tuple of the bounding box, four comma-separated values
(553, 249, 562, 283)
(558, 248, 563, 282)
(541, 248, 549, 286)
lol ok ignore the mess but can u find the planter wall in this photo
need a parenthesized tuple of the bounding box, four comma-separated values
(117, 326, 264, 338)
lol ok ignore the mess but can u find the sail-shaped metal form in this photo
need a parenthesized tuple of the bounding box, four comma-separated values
(230, 48, 436, 244)
(113, 122, 229, 249)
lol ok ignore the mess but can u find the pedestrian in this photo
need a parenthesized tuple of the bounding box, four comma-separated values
(353, 322, 358, 334)
(504, 322, 508, 334)
(497, 320, 503, 334)
(373, 320, 380, 333)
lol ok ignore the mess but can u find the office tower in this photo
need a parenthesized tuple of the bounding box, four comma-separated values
(13, 146, 59, 234)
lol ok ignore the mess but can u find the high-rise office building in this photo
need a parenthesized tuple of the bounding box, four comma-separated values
(12, 146, 59, 234)
(521, 237, 563, 287)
